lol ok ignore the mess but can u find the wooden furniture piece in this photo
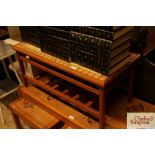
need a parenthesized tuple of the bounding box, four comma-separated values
(12, 42, 141, 129)
(10, 86, 98, 129)
(9, 95, 73, 129)
(9, 97, 61, 129)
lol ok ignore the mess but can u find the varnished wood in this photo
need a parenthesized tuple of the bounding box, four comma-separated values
(86, 101, 94, 107)
(13, 42, 141, 129)
(20, 56, 99, 95)
(13, 43, 107, 87)
(24, 75, 99, 118)
(0, 103, 5, 125)
(99, 89, 106, 129)
(72, 94, 80, 100)
(62, 89, 69, 95)
(86, 98, 98, 107)
(61, 124, 73, 129)
(9, 97, 61, 129)
(52, 84, 59, 90)
(14, 42, 141, 87)
(19, 86, 99, 129)
(39, 75, 51, 84)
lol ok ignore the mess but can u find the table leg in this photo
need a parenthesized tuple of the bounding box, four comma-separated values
(11, 112, 22, 129)
(128, 68, 135, 102)
(16, 52, 28, 87)
(99, 89, 106, 129)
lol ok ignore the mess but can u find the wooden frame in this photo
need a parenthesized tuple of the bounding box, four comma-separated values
(13, 42, 141, 129)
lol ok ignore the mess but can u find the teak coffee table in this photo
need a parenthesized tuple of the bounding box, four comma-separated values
(12, 42, 140, 129)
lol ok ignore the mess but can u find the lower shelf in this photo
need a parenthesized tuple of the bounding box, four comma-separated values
(18, 86, 127, 129)
(25, 74, 99, 118)
(9, 97, 61, 129)
(19, 86, 99, 129)
(0, 78, 19, 99)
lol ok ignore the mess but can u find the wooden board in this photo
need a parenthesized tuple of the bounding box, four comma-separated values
(19, 86, 127, 129)
(9, 98, 61, 129)
(13, 42, 106, 87)
(12, 42, 140, 87)
(61, 124, 73, 129)
(19, 86, 99, 129)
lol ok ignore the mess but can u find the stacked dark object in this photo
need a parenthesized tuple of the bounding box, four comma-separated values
(19, 27, 40, 46)
(70, 26, 133, 75)
(130, 27, 148, 52)
(39, 26, 71, 61)
(19, 26, 134, 76)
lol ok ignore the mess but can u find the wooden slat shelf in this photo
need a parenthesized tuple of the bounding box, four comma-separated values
(25, 74, 99, 118)
(20, 56, 99, 95)
(19, 86, 99, 129)
(18, 86, 126, 129)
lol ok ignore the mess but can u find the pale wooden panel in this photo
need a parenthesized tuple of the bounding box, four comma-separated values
(9, 98, 60, 129)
